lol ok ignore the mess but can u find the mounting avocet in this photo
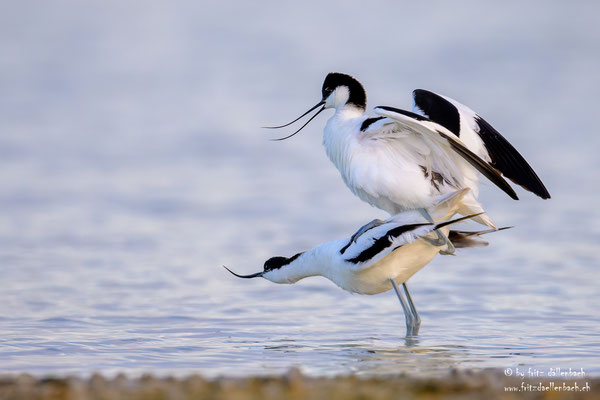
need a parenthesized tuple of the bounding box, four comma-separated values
(266, 72, 550, 228)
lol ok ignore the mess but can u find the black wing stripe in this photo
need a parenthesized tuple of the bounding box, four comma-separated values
(360, 116, 385, 131)
(374, 104, 519, 200)
(437, 130, 519, 200)
(475, 116, 550, 199)
(339, 240, 352, 254)
(376, 106, 429, 121)
(412, 89, 461, 137)
(346, 223, 430, 264)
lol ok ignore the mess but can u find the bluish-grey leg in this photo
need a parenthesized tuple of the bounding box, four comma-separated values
(350, 218, 385, 243)
(390, 279, 420, 336)
(418, 207, 434, 222)
(418, 208, 455, 255)
(402, 282, 421, 327)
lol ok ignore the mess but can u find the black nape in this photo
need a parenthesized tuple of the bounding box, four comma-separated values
(263, 252, 303, 271)
(322, 72, 366, 109)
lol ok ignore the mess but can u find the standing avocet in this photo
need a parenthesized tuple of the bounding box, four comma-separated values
(224, 189, 505, 336)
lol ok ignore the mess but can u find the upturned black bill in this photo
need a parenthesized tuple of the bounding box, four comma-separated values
(264, 101, 326, 141)
(223, 265, 263, 279)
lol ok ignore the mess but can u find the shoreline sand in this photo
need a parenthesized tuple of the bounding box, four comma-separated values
(1, 369, 597, 399)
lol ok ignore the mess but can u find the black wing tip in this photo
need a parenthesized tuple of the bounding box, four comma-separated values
(434, 213, 484, 230)
(497, 226, 513, 231)
(536, 189, 551, 200)
(505, 169, 551, 200)
(533, 181, 551, 199)
(521, 178, 550, 199)
(441, 131, 518, 200)
(474, 115, 551, 201)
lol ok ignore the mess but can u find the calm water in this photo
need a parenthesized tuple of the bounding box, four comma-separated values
(1, 1, 599, 378)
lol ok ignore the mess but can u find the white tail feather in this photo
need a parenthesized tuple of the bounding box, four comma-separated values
(455, 190, 497, 229)
(427, 188, 471, 222)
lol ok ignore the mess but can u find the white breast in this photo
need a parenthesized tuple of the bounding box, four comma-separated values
(324, 114, 444, 214)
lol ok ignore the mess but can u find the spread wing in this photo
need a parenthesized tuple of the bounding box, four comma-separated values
(368, 106, 519, 200)
(412, 89, 550, 199)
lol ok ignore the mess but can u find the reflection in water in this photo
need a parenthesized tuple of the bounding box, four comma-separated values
(262, 337, 472, 377)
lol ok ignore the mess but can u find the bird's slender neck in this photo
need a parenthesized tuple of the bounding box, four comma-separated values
(264, 243, 337, 284)
(322, 105, 364, 178)
(325, 104, 365, 141)
(334, 104, 365, 120)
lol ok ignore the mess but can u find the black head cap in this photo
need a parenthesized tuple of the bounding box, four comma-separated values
(321, 72, 366, 109)
(263, 252, 304, 272)
(264, 256, 288, 272)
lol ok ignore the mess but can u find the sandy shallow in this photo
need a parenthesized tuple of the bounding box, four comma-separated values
(0, 369, 597, 400)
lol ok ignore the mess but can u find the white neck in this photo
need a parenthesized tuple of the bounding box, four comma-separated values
(322, 105, 364, 182)
(334, 103, 365, 118)
(263, 242, 340, 284)
(325, 104, 365, 140)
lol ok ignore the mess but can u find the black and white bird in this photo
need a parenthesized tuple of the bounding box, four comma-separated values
(225, 189, 505, 336)
(266, 72, 550, 234)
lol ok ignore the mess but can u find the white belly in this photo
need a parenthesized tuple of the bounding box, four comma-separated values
(346, 153, 438, 213)
(323, 120, 487, 224)
(337, 239, 440, 295)
(336, 142, 445, 214)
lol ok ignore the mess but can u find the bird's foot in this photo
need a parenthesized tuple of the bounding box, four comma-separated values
(418, 208, 455, 254)
(350, 219, 385, 243)
(438, 239, 456, 255)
